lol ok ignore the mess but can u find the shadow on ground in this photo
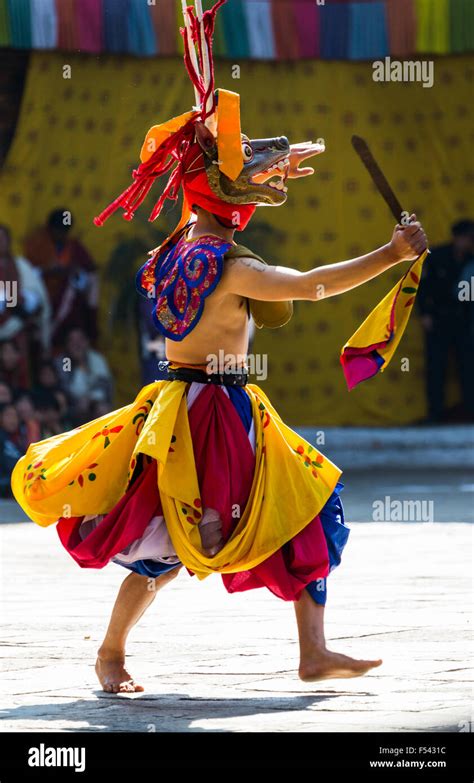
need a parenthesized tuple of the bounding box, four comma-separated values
(1, 690, 379, 732)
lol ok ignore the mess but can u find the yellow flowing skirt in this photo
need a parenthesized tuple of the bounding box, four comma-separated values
(11, 381, 342, 581)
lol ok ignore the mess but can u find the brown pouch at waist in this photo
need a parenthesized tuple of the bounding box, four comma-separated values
(224, 243, 293, 329)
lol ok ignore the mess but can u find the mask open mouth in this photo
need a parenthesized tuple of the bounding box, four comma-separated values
(202, 134, 291, 206)
(250, 153, 290, 194)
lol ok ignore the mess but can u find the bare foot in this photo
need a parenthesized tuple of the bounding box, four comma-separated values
(198, 507, 225, 557)
(95, 653, 145, 694)
(298, 649, 383, 682)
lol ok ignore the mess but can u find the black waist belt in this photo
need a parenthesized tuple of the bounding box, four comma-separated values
(158, 360, 248, 387)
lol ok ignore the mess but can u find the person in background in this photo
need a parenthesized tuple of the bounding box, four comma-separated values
(0, 340, 27, 390)
(33, 361, 68, 419)
(24, 208, 99, 348)
(15, 391, 41, 447)
(90, 399, 113, 419)
(35, 393, 63, 439)
(0, 403, 24, 497)
(0, 381, 13, 405)
(55, 327, 113, 425)
(0, 225, 52, 372)
(417, 219, 474, 422)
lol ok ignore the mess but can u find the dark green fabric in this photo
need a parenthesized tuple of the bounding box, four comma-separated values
(0, 0, 11, 47)
(450, 0, 474, 53)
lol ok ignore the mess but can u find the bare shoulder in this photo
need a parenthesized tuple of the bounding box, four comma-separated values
(225, 254, 267, 270)
(220, 254, 269, 294)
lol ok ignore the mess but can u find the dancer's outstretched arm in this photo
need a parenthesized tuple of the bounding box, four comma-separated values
(221, 214, 428, 302)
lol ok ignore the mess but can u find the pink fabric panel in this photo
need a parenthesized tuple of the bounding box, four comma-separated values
(76, 0, 103, 53)
(294, 0, 320, 58)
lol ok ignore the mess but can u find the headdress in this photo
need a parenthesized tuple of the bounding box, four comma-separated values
(93, 0, 289, 236)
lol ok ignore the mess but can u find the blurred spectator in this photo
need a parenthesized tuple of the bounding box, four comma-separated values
(55, 327, 113, 425)
(0, 381, 13, 404)
(24, 208, 99, 347)
(15, 391, 41, 446)
(35, 393, 63, 439)
(0, 339, 27, 389)
(90, 399, 113, 419)
(418, 219, 474, 422)
(0, 403, 23, 497)
(0, 224, 52, 362)
(0, 212, 114, 492)
(33, 360, 68, 417)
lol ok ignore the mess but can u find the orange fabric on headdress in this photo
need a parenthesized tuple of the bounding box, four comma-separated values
(215, 89, 243, 181)
(139, 111, 198, 164)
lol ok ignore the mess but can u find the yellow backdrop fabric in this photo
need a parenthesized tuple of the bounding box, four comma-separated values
(0, 52, 472, 425)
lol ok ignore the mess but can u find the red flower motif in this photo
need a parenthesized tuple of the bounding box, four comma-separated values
(294, 443, 324, 478)
(23, 460, 49, 490)
(69, 463, 99, 488)
(92, 425, 123, 448)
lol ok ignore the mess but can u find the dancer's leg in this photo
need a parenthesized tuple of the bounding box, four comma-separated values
(198, 507, 225, 557)
(294, 587, 383, 681)
(96, 566, 182, 693)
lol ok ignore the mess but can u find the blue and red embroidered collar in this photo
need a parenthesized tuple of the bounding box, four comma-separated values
(136, 225, 232, 341)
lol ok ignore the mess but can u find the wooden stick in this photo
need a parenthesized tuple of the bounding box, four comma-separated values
(351, 135, 404, 223)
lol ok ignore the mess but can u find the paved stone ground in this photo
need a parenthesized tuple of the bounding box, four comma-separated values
(1, 498, 472, 732)
(3, 467, 473, 525)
